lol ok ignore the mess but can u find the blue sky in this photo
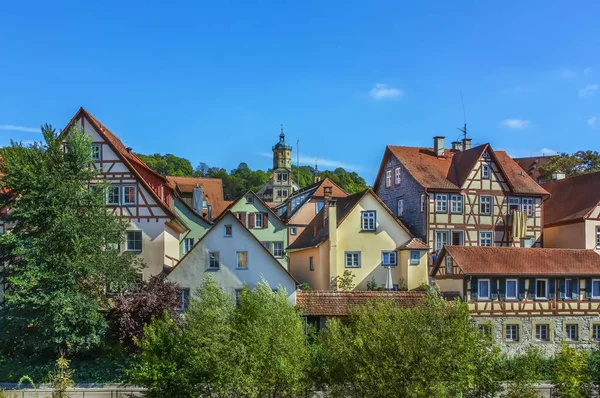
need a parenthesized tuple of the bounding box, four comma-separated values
(1, 1, 599, 183)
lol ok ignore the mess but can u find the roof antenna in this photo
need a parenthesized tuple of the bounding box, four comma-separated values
(457, 90, 467, 140)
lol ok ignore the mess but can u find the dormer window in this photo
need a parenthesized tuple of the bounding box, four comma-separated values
(91, 144, 101, 161)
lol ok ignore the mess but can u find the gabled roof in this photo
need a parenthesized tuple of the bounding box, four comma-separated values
(432, 246, 600, 276)
(374, 143, 548, 196)
(167, 211, 298, 283)
(214, 190, 285, 224)
(61, 107, 179, 221)
(287, 189, 417, 251)
(514, 156, 552, 182)
(296, 290, 426, 316)
(397, 238, 430, 250)
(541, 172, 600, 226)
(166, 176, 228, 218)
(274, 177, 349, 220)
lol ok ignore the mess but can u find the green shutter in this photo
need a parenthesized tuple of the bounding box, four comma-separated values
(518, 279, 526, 300)
(497, 278, 505, 300)
(559, 279, 566, 300)
(571, 279, 579, 300)
(586, 279, 593, 299)
(471, 278, 478, 300)
(549, 279, 556, 300)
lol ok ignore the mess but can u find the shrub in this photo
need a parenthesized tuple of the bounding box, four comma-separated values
(552, 344, 593, 398)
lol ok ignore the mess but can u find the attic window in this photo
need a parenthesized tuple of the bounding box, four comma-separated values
(482, 162, 491, 179)
(91, 144, 101, 161)
(482, 151, 490, 158)
(246, 195, 254, 204)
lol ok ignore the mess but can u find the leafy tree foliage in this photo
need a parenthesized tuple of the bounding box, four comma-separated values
(109, 275, 182, 351)
(552, 344, 594, 398)
(500, 347, 544, 398)
(538, 150, 600, 181)
(316, 293, 501, 398)
(136, 153, 194, 176)
(0, 125, 141, 355)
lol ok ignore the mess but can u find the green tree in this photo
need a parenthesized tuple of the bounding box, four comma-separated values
(0, 125, 141, 355)
(552, 344, 593, 398)
(538, 150, 600, 181)
(500, 347, 544, 398)
(317, 293, 500, 398)
(331, 269, 356, 290)
(135, 153, 194, 176)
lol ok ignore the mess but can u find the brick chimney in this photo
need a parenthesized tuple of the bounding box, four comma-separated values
(433, 136, 445, 157)
(462, 138, 472, 151)
(323, 186, 333, 220)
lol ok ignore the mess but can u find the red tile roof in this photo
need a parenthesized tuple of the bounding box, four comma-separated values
(296, 290, 426, 316)
(514, 156, 552, 182)
(165, 176, 229, 218)
(433, 246, 600, 276)
(541, 172, 600, 226)
(397, 238, 430, 250)
(376, 144, 548, 196)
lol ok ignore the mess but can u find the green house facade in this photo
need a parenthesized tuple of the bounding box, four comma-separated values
(173, 196, 212, 258)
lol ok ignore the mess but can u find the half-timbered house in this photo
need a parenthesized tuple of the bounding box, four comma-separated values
(432, 246, 600, 355)
(374, 137, 549, 268)
(62, 108, 188, 279)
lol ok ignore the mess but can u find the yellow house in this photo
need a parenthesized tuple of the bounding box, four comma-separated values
(288, 188, 429, 291)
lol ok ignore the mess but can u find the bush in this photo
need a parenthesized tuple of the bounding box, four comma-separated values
(552, 344, 594, 398)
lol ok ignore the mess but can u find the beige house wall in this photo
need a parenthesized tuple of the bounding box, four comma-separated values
(544, 222, 586, 250)
(288, 198, 321, 245)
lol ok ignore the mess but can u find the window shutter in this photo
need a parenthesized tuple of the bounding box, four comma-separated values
(518, 279, 526, 300)
(559, 279, 566, 300)
(586, 279, 592, 299)
(549, 279, 556, 300)
(496, 278, 504, 300)
(240, 212, 247, 227)
(263, 213, 268, 228)
(249, 213, 255, 229)
(471, 278, 478, 300)
(528, 279, 536, 299)
(571, 279, 579, 300)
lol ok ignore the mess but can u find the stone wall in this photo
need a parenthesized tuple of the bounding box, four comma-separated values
(475, 316, 600, 356)
(375, 156, 427, 242)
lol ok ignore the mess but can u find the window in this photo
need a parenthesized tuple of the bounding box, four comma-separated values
(535, 279, 548, 299)
(522, 198, 535, 216)
(184, 238, 194, 254)
(508, 197, 520, 213)
(565, 324, 579, 341)
(394, 167, 401, 185)
(478, 279, 490, 300)
(208, 252, 219, 269)
(593, 324, 600, 341)
(410, 251, 420, 265)
(276, 173, 283, 182)
(276, 189, 282, 197)
(309, 256, 314, 271)
(397, 198, 404, 217)
(122, 185, 136, 205)
(480, 196, 492, 215)
(596, 227, 600, 249)
(236, 251, 248, 269)
(482, 162, 491, 179)
(592, 279, 600, 299)
(445, 256, 453, 274)
(126, 231, 142, 252)
(452, 230, 464, 246)
(435, 194, 448, 213)
(521, 236, 536, 248)
(435, 231, 449, 251)
(345, 252, 361, 268)
(479, 231, 493, 247)
(420, 194, 426, 212)
(282, 174, 288, 182)
(316, 201, 324, 214)
(450, 195, 463, 214)
(273, 242, 284, 258)
(382, 251, 397, 266)
(385, 170, 392, 188)
(91, 144, 101, 161)
(506, 324, 519, 342)
(361, 211, 376, 231)
(506, 279, 518, 300)
(535, 324, 549, 342)
(290, 226, 297, 235)
(282, 189, 288, 197)
(479, 324, 492, 338)
(565, 278, 578, 300)
(224, 225, 232, 237)
(106, 186, 120, 205)
(246, 195, 254, 203)
(177, 288, 190, 310)
(254, 213, 264, 228)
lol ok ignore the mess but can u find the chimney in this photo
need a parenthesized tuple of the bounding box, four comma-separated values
(433, 136, 445, 157)
(192, 184, 204, 214)
(207, 205, 213, 221)
(322, 186, 333, 220)
(327, 193, 338, 290)
(552, 171, 566, 182)
(451, 141, 462, 151)
(462, 138, 472, 151)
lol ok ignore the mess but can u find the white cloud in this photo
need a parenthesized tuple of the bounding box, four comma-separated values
(585, 67, 593, 74)
(258, 152, 362, 171)
(588, 116, 597, 127)
(369, 83, 404, 100)
(562, 69, 577, 78)
(0, 124, 39, 133)
(502, 119, 531, 129)
(579, 84, 600, 97)
(506, 147, 558, 158)
(538, 147, 558, 156)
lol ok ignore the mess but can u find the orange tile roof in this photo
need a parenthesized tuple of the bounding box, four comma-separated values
(433, 246, 600, 276)
(397, 238, 430, 250)
(165, 176, 229, 218)
(514, 156, 552, 182)
(541, 172, 600, 226)
(296, 290, 426, 316)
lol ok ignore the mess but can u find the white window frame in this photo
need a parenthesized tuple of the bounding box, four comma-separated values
(445, 256, 453, 275)
(125, 230, 142, 252)
(91, 143, 102, 161)
(435, 194, 448, 213)
(106, 185, 120, 206)
(506, 279, 518, 300)
(450, 194, 463, 214)
(535, 279, 549, 300)
(479, 231, 493, 247)
(451, 230, 464, 246)
(273, 242, 284, 258)
(122, 185, 137, 206)
(420, 194, 426, 213)
(381, 251, 397, 266)
(482, 162, 491, 179)
(508, 197, 520, 213)
(480, 195, 492, 215)
(290, 226, 297, 235)
(596, 227, 600, 249)
(177, 288, 190, 310)
(224, 225, 233, 237)
(385, 170, 392, 188)
(478, 279, 491, 300)
(208, 251, 219, 269)
(565, 324, 579, 341)
(397, 198, 404, 217)
(435, 230, 450, 251)
(254, 212, 264, 229)
(592, 279, 600, 299)
(506, 324, 519, 342)
(535, 324, 549, 342)
(565, 278, 576, 300)
(410, 251, 420, 265)
(361, 211, 376, 231)
(184, 238, 194, 254)
(236, 251, 248, 269)
(394, 167, 401, 185)
(345, 252, 361, 268)
(522, 198, 535, 216)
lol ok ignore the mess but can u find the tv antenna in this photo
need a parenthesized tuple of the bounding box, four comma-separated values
(457, 90, 467, 140)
